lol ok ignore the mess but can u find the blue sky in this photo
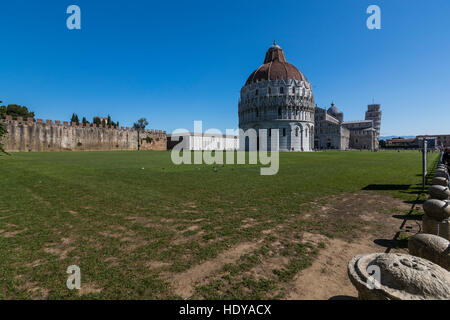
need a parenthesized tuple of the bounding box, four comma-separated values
(1, 0, 449, 136)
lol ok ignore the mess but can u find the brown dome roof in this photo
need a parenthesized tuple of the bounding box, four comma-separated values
(245, 42, 306, 85)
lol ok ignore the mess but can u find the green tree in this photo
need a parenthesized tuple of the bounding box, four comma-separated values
(93, 117, 101, 126)
(133, 118, 149, 151)
(82, 117, 88, 125)
(0, 121, 8, 155)
(0, 104, 35, 120)
(71, 113, 79, 124)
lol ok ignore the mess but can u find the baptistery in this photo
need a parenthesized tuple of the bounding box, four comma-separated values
(238, 42, 315, 151)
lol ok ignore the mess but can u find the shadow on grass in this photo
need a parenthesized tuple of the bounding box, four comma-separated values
(403, 199, 425, 205)
(392, 214, 423, 221)
(374, 238, 409, 250)
(362, 184, 411, 191)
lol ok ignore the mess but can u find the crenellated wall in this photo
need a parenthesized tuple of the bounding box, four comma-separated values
(0, 116, 167, 152)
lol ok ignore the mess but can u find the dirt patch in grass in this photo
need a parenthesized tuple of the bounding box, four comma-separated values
(0, 228, 27, 238)
(146, 260, 171, 269)
(185, 225, 200, 232)
(190, 191, 417, 299)
(284, 235, 371, 299)
(240, 218, 257, 229)
(43, 237, 76, 260)
(169, 241, 263, 299)
(281, 191, 414, 300)
(17, 281, 49, 299)
(104, 256, 121, 267)
(79, 283, 103, 296)
(27, 188, 52, 207)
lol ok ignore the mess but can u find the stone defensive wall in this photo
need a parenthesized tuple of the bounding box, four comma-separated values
(0, 116, 167, 152)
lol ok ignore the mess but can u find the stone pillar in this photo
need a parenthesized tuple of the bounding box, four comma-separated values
(422, 199, 450, 240)
(408, 234, 449, 270)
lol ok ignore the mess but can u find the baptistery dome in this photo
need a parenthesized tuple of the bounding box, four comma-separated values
(245, 42, 307, 85)
(238, 42, 315, 152)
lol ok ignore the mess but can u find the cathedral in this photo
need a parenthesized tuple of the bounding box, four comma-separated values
(238, 42, 381, 151)
(314, 103, 381, 150)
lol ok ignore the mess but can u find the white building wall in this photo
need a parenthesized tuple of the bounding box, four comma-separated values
(181, 134, 239, 151)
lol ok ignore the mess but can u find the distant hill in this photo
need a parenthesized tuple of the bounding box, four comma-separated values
(379, 136, 415, 141)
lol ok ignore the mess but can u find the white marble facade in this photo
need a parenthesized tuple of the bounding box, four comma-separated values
(238, 79, 315, 152)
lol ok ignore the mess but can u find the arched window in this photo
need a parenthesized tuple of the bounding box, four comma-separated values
(255, 89, 258, 96)
(292, 87, 296, 94)
(278, 108, 282, 116)
(305, 129, 308, 137)
(295, 127, 299, 137)
(280, 87, 284, 94)
(268, 87, 271, 95)
(283, 128, 286, 136)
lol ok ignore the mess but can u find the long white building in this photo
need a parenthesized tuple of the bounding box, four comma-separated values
(167, 132, 239, 151)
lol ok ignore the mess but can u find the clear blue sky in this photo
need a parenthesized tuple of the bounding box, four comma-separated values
(1, 0, 449, 136)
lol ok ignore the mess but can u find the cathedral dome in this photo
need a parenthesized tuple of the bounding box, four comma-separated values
(327, 103, 340, 116)
(245, 42, 307, 85)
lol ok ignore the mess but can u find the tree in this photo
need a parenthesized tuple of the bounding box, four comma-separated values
(71, 113, 79, 124)
(0, 102, 8, 155)
(93, 117, 101, 126)
(82, 117, 88, 125)
(0, 103, 35, 120)
(133, 118, 149, 151)
(0, 121, 8, 155)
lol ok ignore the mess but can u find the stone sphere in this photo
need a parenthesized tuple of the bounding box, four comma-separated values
(347, 253, 450, 300)
(428, 185, 450, 200)
(435, 171, 448, 179)
(436, 169, 448, 175)
(423, 199, 450, 220)
(409, 234, 449, 271)
(431, 177, 449, 187)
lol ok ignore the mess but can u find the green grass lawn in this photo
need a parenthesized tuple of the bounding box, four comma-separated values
(0, 150, 439, 299)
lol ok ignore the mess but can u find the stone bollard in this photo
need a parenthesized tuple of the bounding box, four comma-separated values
(435, 171, 449, 179)
(408, 234, 449, 271)
(428, 185, 450, 200)
(347, 253, 450, 300)
(422, 199, 450, 240)
(431, 177, 449, 187)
